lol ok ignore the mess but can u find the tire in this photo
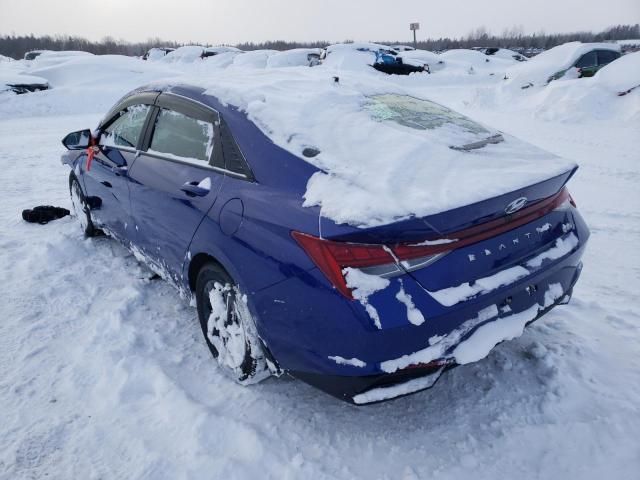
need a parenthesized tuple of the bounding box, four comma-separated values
(195, 262, 270, 385)
(69, 175, 97, 237)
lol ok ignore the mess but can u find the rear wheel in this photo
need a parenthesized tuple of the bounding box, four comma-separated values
(195, 262, 269, 384)
(69, 176, 97, 237)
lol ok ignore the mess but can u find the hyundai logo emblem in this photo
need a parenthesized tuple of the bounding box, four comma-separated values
(505, 197, 528, 215)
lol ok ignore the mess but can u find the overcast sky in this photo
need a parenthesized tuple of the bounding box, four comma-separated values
(1, 0, 638, 44)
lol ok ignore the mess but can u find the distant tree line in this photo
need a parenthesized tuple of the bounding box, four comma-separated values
(410, 24, 640, 52)
(1, 24, 638, 59)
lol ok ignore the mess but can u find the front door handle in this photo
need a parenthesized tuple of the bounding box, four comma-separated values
(101, 180, 112, 188)
(180, 181, 210, 197)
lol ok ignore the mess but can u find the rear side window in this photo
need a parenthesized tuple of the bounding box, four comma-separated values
(574, 51, 597, 69)
(102, 104, 151, 149)
(149, 109, 214, 163)
(597, 50, 620, 66)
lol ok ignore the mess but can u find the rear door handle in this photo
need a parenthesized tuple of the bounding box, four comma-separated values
(180, 182, 210, 197)
(101, 180, 112, 188)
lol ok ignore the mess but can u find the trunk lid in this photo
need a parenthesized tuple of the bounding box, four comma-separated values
(321, 167, 577, 244)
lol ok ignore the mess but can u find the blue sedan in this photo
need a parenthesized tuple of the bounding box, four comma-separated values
(61, 84, 589, 404)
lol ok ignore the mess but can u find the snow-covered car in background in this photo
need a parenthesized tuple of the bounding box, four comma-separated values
(473, 47, 528, 62)
(0, 72, 49, 94)
(507, 42, 622, 89)
(398, 49, 446, 73)
(162, 45, 243, 63)
(320, 43, 427, 74)
(266, 48, 322, 68)
(202, 46, 243, 58)
(439, 49, 517, 75)
(24, 50, 48, 60)
(391, 45, 416, 52)
(60, 73, 590, 404)
(142, 47, 175, 60)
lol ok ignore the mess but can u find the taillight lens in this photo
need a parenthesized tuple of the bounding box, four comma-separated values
(292, 232, 448, 298)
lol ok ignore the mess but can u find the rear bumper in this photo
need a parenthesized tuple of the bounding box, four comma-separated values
(254, 208, 588, 403)
(292, 263, 582, 404)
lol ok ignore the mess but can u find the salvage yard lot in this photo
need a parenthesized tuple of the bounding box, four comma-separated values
(1, 51, 639, 479)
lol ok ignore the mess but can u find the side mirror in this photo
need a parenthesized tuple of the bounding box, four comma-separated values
(62, 129, 92, 150)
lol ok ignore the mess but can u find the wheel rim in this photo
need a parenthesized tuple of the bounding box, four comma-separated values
(70, 181, 89, 232)
(203, 280, 249, 371)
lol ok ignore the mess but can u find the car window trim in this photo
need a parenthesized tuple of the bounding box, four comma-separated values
(160, 92, 256, 182)
(99, 101, 155, 152)
(142, 104, 222, 167)
(141, 148, 249, 179)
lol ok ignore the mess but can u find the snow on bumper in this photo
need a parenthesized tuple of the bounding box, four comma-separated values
(381, 281, 567, 374)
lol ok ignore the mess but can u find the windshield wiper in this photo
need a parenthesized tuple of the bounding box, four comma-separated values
(449, 133, 504, 152)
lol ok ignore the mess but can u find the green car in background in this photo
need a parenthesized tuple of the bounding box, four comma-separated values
(549, 48, 621, 82)
(507, 42, 623, 89)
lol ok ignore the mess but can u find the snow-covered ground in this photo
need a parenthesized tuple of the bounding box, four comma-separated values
(0, 51, 639, 479)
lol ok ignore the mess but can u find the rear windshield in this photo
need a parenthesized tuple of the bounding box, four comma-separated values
(365, 94, 489, 135)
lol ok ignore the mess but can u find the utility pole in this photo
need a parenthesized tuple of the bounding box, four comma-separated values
(410, 22, 420, 49)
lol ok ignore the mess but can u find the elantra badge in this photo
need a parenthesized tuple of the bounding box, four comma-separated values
(505, 197, 528, 215)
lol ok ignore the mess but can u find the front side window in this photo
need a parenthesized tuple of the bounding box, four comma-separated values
(101, 104, 151, 149)
(597, 50, 620, 66)
(574, 51, 597, 69)
(149, 109, 214, 163)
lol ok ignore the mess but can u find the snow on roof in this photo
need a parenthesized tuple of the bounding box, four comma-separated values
(186, 68, 574, 227)
(506, 42, 622, 87)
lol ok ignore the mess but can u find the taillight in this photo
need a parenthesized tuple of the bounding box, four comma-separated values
(292, 187, 575, 299)
(292, 232, 448, 299)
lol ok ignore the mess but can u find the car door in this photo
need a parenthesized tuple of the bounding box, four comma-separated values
(127, 94, 225, 278)
(83, 101, 154, 241)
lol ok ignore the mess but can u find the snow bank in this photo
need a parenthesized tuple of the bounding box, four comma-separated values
(595, 51, 640, 92)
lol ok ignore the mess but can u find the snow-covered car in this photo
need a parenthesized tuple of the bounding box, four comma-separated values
(439, 49, 516, 75)
(391, 45, 416, 52)
(473, 47, 528, 62)
(266, 48, 322, 68)
(162, 45, 243, 63)
(24, 50, 48, 60)
(60, 71, 590, 404)
(321, 43, 426, 74)
(142, 47, 175, 60)
(507, 42, 622, 89)
(398, 49, 445, 73)
(202, 46, 243, 58)
(0, 72, 49, 94)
